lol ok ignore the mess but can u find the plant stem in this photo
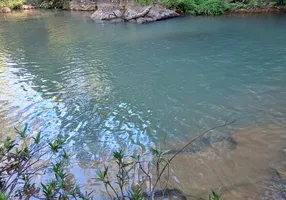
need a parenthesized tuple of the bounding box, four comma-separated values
(151, 120, 236, 195)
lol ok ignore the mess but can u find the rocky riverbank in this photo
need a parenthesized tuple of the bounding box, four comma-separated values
(1, 0, 286, 23)
(69, 0, 179, 23)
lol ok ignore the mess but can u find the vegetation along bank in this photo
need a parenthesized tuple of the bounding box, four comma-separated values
(0, 0, 286, 23)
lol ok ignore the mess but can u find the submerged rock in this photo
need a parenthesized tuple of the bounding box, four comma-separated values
(144, 188, 187, 200)
(0, 7, 11, 13)
(165, 135, 238, 155)
(91, 4, 179, 23)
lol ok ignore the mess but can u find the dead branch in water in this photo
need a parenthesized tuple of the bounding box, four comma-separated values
(151, 120, 236, 196)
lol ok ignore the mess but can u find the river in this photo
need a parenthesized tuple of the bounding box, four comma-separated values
(0, 10, 286, 199)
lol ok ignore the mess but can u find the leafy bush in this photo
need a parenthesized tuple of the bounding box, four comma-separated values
(0, 0, 25, 9)
(48, 0, 70, 9)
(162, 0, 227, 15)
(25, 0, 70, 9)
(162, 0, 197, 13)
(196, 0, 226, 15)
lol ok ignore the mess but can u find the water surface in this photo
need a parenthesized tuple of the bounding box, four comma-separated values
(0, 11, 286, 198)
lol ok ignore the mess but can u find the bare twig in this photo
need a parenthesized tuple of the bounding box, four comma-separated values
(152, 120, 236, 194)
(138, 161, 152, 191)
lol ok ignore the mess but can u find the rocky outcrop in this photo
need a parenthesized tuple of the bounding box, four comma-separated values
(0, 7, 11, 13)
(70, 0, 97, 11)
(91, 4, 179, 23)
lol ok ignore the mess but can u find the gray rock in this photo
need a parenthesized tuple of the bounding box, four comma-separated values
(147, 4, 179, 20)
(0, 7, 11, 13)
(90, 4, 179, 23)
(91, 6, 121, 21)
(136, 17, 154, 23)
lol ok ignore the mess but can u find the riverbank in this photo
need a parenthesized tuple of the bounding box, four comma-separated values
(1, 0, 286, 22)
(227, 5, 286, 14)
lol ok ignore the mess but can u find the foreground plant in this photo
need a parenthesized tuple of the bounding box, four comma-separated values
(0, 125, 91, 199)
(0, 120, 234, 199)
(208, 189, 221, 200)
(95, 120, 235, 199)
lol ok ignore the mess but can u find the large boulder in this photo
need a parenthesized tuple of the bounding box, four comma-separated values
(0, 7, 11, 13)
(70, 0, 97, 11)
(91, 4, 179, 23)
(147, 4, 179, 21)
(91, 5, 121, 19)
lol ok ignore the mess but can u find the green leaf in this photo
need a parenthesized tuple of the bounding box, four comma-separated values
(15, 124, 28, 139)
(113, 149, 124, 161)
(150, 148, 160, 155)
(0, 192, 9, 200)
(162, 149, 171, 155)
(32, 131, 41, 144)
(62, 150, 69, 159)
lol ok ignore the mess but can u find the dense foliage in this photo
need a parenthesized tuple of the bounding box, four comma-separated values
(37, 0, 70, 9)
(0, 0, 70, 9)
(0, 0, 25, 9)
(158, 0, 284, 15)
(161, 0, 226, 15)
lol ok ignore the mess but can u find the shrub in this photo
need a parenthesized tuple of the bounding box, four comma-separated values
(27, 0, 71, 9)
(162, 0, 227, 15)
(196, 0, 226, 15)
(0, 0, 25, 9)
(162, 0, 198, 14)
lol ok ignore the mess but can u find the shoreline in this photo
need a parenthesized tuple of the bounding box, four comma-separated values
(227, 6, 286, 14)
(1, 4, 286, 15)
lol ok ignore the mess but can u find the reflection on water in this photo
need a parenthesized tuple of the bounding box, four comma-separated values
(0, 11, 286, 198)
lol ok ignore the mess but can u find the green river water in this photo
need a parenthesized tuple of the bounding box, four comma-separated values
(1, 11, 286, 199)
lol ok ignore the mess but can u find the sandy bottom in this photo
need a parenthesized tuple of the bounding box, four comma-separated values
(0, 117, 18, 140)
(166, 124, 286, 199)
